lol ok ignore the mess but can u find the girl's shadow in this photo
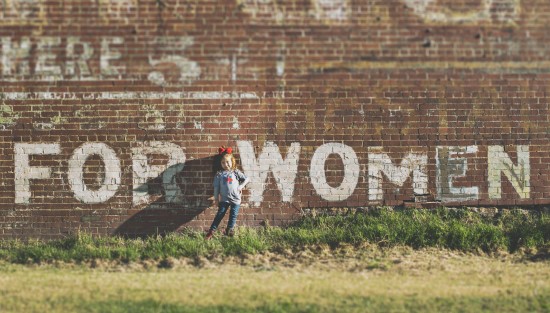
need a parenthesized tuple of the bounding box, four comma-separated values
(114, 156, 217, 238)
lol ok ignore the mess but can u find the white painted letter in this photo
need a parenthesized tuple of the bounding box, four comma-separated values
(101, 37, 125, 77)
(436, 146, 479, 202)
(1, 37, 31, 77)
(488, 145, 530, 199)
(131, 141, 186, 205)
(66, 37, 94, 78)
(68, 143, 121, 204)
(35, 37, 62, 80)
(14, 143, 61, 204)
(310, 143, 359, 201)
(147, 36, 201, 86)
(368, 148, 428, 201)
(238, 141, 301, 206)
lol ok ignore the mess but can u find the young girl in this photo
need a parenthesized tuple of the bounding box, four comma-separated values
(205, 147, 250, 239)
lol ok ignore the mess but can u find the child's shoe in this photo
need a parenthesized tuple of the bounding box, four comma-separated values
(224, 228, 235, 237)
(205, 229, 215, 240)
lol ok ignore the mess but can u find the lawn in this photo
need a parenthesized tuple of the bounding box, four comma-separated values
(0, 208, 549, 312)
(0, 246, 548, 313)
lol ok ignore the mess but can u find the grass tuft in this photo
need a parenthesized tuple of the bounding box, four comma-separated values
(0, 207, 548, 264)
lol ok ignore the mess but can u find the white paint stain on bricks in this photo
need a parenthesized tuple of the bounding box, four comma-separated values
(236, 0, 350, 23)
(401, 0, 520, 24)
(147, 37, 200, 86)
(13, 142, 532, 205)
(0, 0, 45, 21)
(0, 0, 520, 25)
(237, 0, 518, 24)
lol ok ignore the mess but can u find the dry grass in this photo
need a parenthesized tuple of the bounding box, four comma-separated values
(0, 245, 548, 313)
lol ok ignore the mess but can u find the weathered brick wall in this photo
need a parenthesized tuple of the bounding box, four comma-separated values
(1, 0, 549, 238)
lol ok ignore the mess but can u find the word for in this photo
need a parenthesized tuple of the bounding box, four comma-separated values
(13, 141, 530, 205)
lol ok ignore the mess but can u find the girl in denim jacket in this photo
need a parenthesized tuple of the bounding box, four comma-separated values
(205, 147, 249, 239)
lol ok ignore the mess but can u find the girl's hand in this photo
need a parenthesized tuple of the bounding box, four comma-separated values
(209, 196, 217, 206)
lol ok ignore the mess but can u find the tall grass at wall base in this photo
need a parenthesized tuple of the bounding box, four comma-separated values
(0, 208, 548, 264)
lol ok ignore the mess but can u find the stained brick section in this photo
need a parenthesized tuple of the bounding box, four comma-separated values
(0, 0, 549, 238)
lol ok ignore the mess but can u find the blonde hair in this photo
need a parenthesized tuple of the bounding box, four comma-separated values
(221, 153, 237, 170)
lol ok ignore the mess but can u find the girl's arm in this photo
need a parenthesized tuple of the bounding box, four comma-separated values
(236, 170, 250, 191)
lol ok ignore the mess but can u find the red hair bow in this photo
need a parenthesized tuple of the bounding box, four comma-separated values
(218, 146, 232, 154)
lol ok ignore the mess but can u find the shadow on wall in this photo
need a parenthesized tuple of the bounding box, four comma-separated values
(115, 155, 218, 238)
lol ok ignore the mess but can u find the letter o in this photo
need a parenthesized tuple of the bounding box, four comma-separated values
(310, 143, 359, 201)
(68, 143, 121, 204)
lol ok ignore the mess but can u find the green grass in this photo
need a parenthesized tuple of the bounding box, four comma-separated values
(0, 244, 549, 313)
(0, 207, 548, 264)
(56, 294, 550, 313)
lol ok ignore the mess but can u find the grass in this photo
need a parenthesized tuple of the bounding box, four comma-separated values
(0, 207, 548, 264)
(0, 253, 549, 313)
(0, 207, 549, 313)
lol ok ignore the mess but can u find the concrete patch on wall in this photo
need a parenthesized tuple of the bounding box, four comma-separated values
(488, 145, 530, 199)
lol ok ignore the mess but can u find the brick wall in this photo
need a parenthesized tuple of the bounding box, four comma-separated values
(1, 0, 549, 238)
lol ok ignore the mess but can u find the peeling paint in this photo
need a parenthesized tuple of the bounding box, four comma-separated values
(368, 148, 428, 201)
(139, 104, 165, 131)
(436, 146, 479, 202)
(232, 117, 240, 130)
